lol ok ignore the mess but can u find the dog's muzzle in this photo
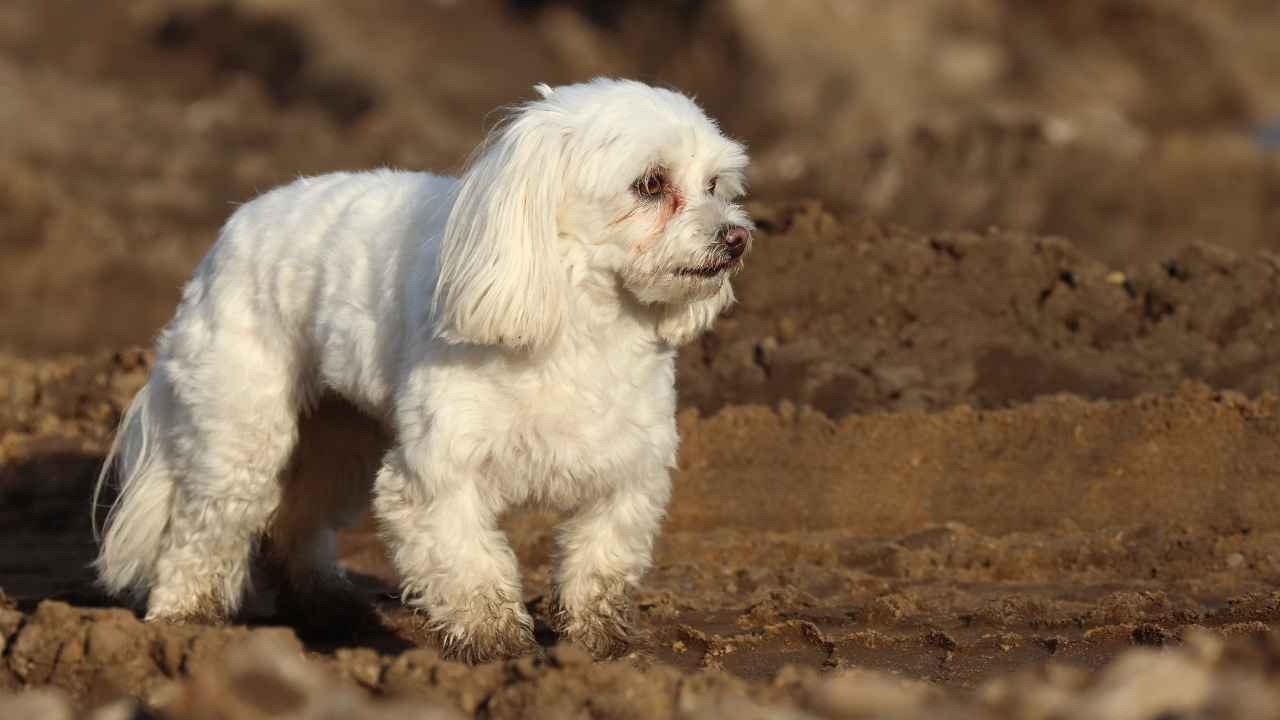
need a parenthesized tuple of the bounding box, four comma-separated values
(717, 225, 750, 260)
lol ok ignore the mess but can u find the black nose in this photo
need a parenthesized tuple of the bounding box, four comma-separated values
(718, 225, 750, 259)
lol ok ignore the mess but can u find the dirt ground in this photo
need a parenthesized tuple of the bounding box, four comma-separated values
(4, 1, 1280, 718)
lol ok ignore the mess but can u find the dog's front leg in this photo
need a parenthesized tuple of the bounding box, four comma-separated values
(553, 466, 671, 659)
(373, 450, 536, 663)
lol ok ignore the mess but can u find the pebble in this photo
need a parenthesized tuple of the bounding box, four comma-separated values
(86, 622, 133, 662)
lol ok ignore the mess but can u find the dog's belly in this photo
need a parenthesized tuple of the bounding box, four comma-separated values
(309, 290, 409, 419)
(285, 393, 392, 525)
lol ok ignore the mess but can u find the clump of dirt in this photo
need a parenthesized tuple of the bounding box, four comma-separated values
(3, 341, 1280, 716)
(684, 203, 1280, 417)
(3, 594, 1280, 719)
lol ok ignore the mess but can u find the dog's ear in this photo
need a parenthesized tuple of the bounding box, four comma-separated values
(656, 282, 735, 347)
(432, 109, 568, 350)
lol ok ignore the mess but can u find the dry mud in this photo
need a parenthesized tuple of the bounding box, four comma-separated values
(5, 0, 1280, 717)
(5, 207, 1280, 717)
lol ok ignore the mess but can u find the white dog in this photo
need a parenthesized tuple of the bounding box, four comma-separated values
(93, 78, 751, 662)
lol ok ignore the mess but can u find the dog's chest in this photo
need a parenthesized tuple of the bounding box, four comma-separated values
(458, 343, 678, 504)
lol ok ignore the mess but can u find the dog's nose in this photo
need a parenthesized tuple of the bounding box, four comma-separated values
(718, 225, 750, 259)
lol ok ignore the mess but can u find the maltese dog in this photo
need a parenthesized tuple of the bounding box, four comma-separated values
(93, 77, 752, 662)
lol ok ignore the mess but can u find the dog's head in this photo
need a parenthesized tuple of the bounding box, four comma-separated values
(433, 77, 751, 350)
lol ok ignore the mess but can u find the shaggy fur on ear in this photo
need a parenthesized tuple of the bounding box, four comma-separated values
(433, 109, 570, 349)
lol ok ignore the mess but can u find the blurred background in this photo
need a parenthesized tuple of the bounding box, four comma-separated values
(2, 0, 1280, 355)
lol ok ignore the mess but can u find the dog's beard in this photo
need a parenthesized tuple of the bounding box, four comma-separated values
(623, 257, 735, 305)
(672, 252, 741, 279)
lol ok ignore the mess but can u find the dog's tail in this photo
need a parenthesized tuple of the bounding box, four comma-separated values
(92, 375, 175, 600)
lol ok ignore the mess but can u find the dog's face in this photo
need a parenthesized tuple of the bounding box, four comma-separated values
(564, 103, 752, 308)
(434, 78, 752, 350)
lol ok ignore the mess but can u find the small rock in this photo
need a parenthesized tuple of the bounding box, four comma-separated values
(872, 365, 925, 394)
(1039, 635, 1067, 655)
(1131, 624, 1170, 647)
(925, 630, 958, 651)
(865, 592, 921, 625)
(10, 622, 52, 682)
(0, 606, 23, 650)
(809, 669, 937, 718)
(141, 680, 180, 710)
(87, 698, 141, 720)
(86, 621, 133, 662)
(334, 647, 383, 689)
(549, 643, 591, 668)
(157, 630, 188, 677)
(777, 316, 799, 342)
(509, 653, 543, 680)
(0, 689, 73, 720)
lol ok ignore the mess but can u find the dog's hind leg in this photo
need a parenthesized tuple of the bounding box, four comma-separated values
(143, 346, 304, 624)
(266, 395, 386, 634)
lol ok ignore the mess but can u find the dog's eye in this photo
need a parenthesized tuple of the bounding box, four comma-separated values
(634, 171, 666, 199)
(707, 176, 718, 195)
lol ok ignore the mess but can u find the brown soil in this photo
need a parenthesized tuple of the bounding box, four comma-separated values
(6, 208, 1280, 716)
(4, 1, 1280, 717)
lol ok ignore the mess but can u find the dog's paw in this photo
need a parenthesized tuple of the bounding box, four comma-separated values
(409, 597, 538, 664)
(277, 572, 377, 640)
(145, 596, 231, 626)
(559, 615, 634, 660)
(553, 587, 638, 660)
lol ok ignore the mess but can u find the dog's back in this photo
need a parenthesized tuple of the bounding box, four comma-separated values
(174, 169, 456, 412)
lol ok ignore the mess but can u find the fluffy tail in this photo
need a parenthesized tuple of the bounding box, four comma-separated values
(92, 377, 175, 601)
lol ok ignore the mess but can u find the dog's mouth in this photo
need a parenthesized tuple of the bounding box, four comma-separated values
(674, 258, 738, 278)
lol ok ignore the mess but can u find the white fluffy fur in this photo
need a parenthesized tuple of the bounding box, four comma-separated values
(93, 78, 751, 661)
